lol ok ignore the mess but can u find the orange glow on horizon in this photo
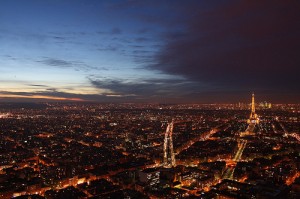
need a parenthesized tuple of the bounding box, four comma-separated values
(0, 94, 85, 101)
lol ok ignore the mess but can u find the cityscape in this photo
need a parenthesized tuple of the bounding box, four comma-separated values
(1, 1, 300, 198)
(0, 94, 299, 198)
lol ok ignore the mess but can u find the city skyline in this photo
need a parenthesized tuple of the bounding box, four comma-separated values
(1, 0, 300, 103)
(0, 98, 299, 198)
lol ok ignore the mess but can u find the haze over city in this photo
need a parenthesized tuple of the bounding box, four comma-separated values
(1, 0, 300, 103)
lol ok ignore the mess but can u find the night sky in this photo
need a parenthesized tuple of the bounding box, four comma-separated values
(1, 0, 299, 103)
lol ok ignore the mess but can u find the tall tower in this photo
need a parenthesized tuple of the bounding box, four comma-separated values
(163, 120, 176, 168)
(247, 93, 259, 124)
(251, 93, 255, 115)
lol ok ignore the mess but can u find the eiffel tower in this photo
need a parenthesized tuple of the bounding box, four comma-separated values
(247, 93, 259, 124)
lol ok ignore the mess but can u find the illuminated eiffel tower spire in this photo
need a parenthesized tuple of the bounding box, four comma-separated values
(248, 93, 259, 124)
(251, 93, 255, 117)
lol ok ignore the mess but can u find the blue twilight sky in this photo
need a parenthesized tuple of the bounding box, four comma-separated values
(1, 0, 300, 103)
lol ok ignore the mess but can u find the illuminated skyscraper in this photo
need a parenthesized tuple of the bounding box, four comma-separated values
(163, 120, 176, 168)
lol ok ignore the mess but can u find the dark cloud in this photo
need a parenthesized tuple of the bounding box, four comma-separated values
(28, 84, 48, 87)
(38, 58, 107, 72)
(150, 0, 300, 98)
(89, 77, 205, 101)
(52, 36, 66, 40)
(1, 54, 17, 60)
(0, 89, 83, 99)
(132, 55, 155, 65)
(88, 77, 269, 103)
(0, 91, 35, 96)
(39, 58, 72, 67)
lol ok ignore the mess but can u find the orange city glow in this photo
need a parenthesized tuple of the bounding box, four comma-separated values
(0, 94, 84, 101)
